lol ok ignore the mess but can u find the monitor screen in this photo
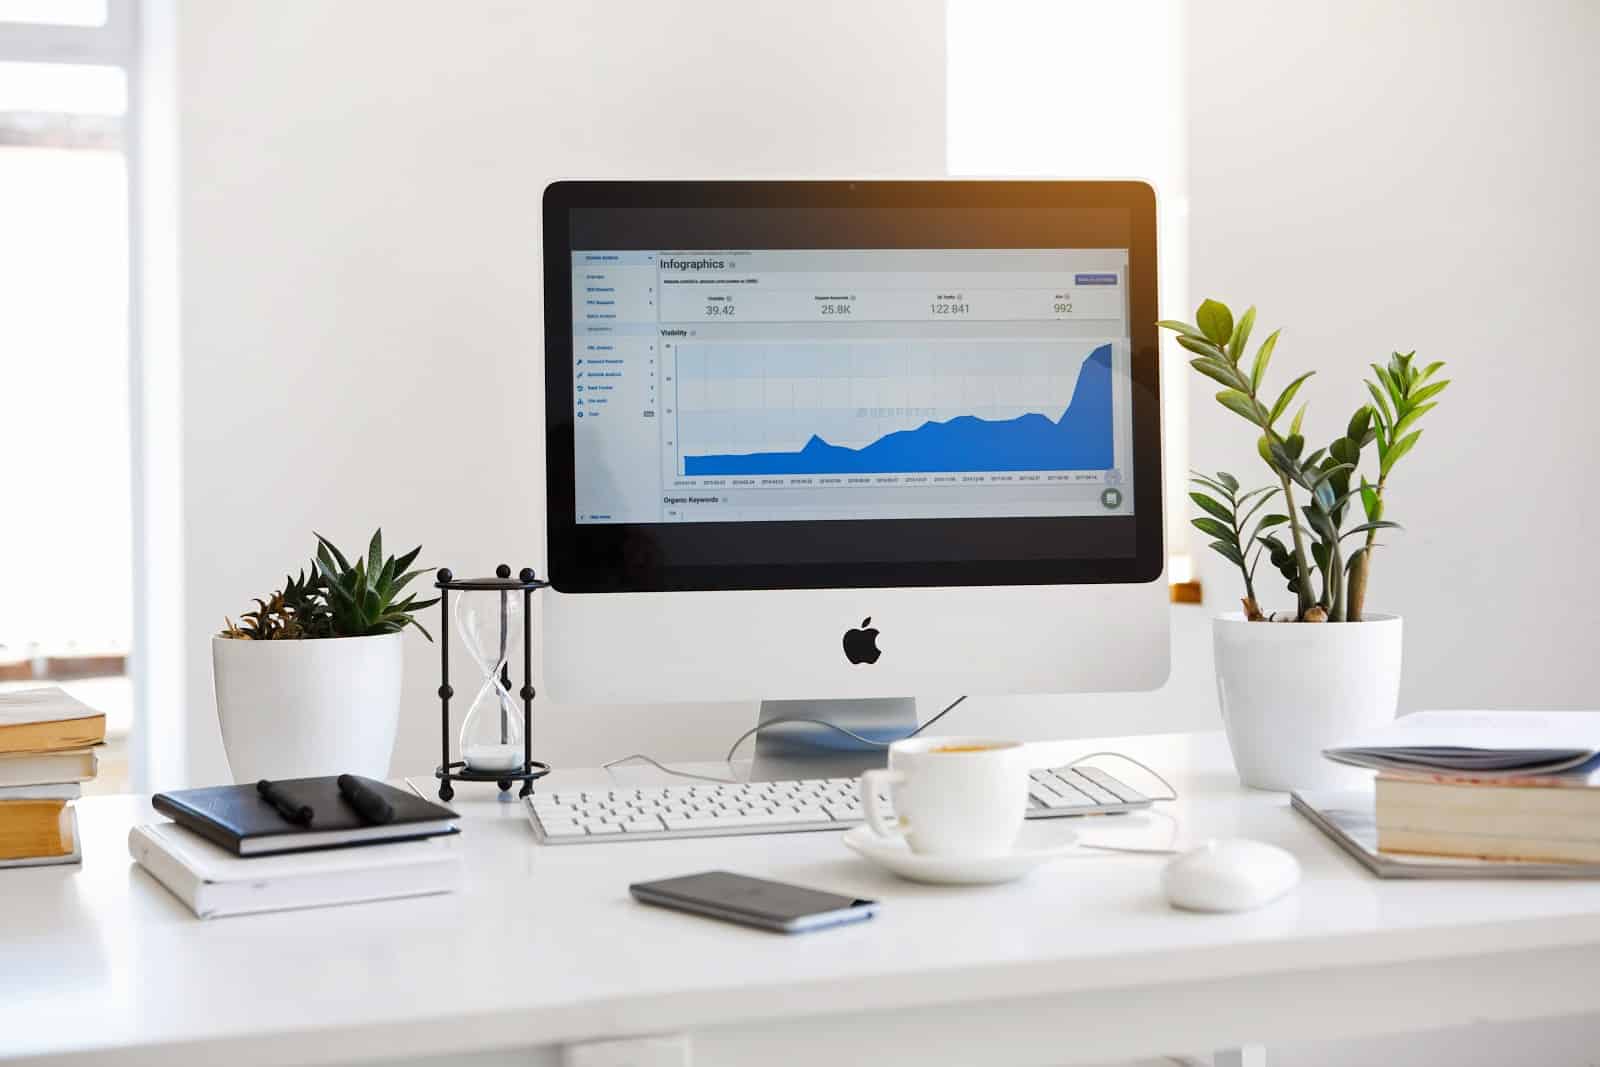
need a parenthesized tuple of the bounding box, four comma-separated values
(570, 247, 1133, 525)
(543, 183, 1163, 593)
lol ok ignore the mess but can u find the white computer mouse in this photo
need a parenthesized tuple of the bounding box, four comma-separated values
(1162, 838, 1301, 913)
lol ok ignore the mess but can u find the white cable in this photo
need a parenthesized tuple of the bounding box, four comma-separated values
(721, 695, 969, 764)
(601, 754, 739, 784)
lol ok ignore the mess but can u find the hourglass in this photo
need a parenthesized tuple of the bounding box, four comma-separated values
(433, 565, 551, 801)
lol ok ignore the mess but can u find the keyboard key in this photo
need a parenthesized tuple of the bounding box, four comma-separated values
(622, 816, 665, 833)
(1076, 766, 1142, 803)
(1063, 772, 1119, 805)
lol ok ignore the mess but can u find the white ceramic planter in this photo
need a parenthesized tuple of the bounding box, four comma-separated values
(213, 633, 404, 783)
(1213, 613, 1402, 791)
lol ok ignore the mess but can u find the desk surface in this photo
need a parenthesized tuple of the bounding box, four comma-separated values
(6, 731, 1600, 1067)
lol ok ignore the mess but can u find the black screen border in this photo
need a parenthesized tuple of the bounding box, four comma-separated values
(544, 180, 1164, 593)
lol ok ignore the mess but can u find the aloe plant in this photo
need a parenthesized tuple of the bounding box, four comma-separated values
(1160, 301, 1445, 622)
(315, 529, 438, 640)
(219, 530, 437, 640)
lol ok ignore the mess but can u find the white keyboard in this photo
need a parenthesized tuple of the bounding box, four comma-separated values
(525, 765, 1152, 844)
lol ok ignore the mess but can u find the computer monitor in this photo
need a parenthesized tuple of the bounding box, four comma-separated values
(542, 181, 1168, 777)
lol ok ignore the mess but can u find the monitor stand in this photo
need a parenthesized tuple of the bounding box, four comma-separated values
(749, 697, 917, 782)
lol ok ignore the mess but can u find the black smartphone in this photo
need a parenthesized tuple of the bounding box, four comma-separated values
(629, 871, 879, 934)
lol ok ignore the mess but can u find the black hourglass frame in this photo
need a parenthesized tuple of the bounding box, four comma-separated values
(433, 565, 552, 801)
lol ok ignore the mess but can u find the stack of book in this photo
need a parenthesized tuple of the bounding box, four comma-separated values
(1322, 710, 1600, 866)
(132, 776, 461, 918)
(1, 687, 104, 869)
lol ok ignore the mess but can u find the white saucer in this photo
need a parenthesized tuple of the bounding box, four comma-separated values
(842, 825, 1078, 885)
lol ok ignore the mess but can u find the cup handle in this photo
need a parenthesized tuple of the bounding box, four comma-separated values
(860, 768, 906, 840)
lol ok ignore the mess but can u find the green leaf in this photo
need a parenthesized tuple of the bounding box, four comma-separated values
(1309, 461, 1354, 491)
(1360, 477, 1379, 522)
(1216, 471, 1240, 493)
(1209, 540, 1246, 567)
(1176, 334, 1231, 362)
(1284, 433, 1305, 460)
(1249, 327, 1280, 393)
(1228, 305, 1256, 364)
(392, 545, 422, 576)
(1257, 434, 1274, 465)
(1365, 381, 1394, 429)
(1253, 513, 1290, 535)
(1190, 491, 1234, 523)
(1408, 379, 1451, 406)
(1417, 360, 1445, 383)
(315, 533, 352, 573)
(1196, 299, 1234, 346)
(1190, 356, 1243, 389)
(1390, 400, 1437, 442)
(1346, 406, 1372, 442)
(1156, 319, 1206, 340)
(1372, 362, 1402, 404)
(1191, 516, 1237, 544)
(1329, 436, 1360, 467)
(367, 528, 383, 580)
(1313, 480, 1337, 513)
(1381, 429, 1421, 476)
(1289, 402, 1307, 437)
(1216, 389, 1260, 425)
(1341, 520, 1402, 540)
(1269, 371, 1315, 426)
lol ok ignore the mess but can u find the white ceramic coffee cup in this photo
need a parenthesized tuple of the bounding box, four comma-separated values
(859, 736, 1030, 857)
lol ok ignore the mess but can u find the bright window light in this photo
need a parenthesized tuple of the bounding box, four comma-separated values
(0, 0, 107, 28)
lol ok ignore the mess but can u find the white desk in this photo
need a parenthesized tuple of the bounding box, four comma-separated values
(5, 731, 1600, 1067)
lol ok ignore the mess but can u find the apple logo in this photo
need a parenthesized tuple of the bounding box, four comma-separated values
(842, 617, 881, 665)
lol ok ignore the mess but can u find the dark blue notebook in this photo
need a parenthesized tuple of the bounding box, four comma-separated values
(152, 777, 458, 857)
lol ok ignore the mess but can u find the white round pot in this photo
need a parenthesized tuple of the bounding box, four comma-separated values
(1213, 613, 1402, 792)
(213, 632, 404, 783)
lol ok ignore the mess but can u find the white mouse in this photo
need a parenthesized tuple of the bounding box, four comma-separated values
(1162, 838, 1301, 913)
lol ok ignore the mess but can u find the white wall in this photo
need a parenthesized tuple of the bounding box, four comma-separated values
(1186, 0, 1600, 710)
(174, 0, 949, 786)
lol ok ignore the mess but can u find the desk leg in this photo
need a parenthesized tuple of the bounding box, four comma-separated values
(1214, 1045, 1266, 1067)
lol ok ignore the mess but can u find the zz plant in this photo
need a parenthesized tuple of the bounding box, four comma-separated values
(221, 529, 438, 640)
(1161, 302, 1447, 623)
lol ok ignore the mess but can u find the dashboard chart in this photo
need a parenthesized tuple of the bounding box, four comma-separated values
(570, 247, 1134, 524)
(679, 343, 1113, 476)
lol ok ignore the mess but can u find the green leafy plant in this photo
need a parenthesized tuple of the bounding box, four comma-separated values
(1188, 471, 1283, 620)
(219, 530, 437, 640)
(1160, 301, 1447, 622)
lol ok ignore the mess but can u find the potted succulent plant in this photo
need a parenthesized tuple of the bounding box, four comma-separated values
(214, 530, 437, 783)
(1160, 301, 1449, 790)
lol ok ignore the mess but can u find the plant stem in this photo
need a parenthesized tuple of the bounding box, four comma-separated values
(1277, 472, 1315, 620)
(1345, 474, 1386, 622)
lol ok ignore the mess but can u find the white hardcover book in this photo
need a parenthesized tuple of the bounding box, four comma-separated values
(0, 782, 82, 801)
(0, 806, 80, 869)
(129, 821, 463, 919)
(0, 749, 99, 788)
(0, 687, 100, 726)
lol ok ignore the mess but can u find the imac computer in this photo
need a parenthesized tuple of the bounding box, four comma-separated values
(542, 180, 1168, 780)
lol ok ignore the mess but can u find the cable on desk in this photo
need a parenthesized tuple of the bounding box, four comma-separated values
(1059, 751, 1179, 802)
(601, 754, 740, 784)
(721, 695, 969, 764)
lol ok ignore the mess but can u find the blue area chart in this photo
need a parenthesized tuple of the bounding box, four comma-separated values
(684, 343, 1114, 476)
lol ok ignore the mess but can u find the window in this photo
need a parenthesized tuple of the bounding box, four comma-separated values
(0, 2, 137, 791)
(947, 0, 1193, 584)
